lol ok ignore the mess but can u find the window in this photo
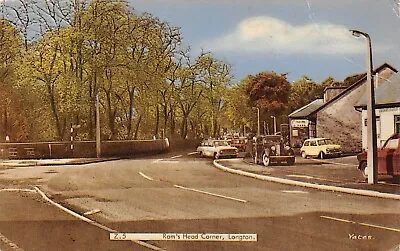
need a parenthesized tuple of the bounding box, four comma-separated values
(395, 115, 400, 134)
(310, 141, 317, 146)
(376, 116, 380, 138)
(364, 117, 381, 138)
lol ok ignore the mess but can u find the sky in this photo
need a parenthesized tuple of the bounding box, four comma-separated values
(129, 0, 400, 83)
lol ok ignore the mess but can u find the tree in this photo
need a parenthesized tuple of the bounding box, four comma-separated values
(197, 52, 232, 138)
(343, 73, 365, 87)
(245, 71, 290, 115)
(0, 19, 29, 141)
(224, 80, 254, 135)
(287, 76, 324, 113)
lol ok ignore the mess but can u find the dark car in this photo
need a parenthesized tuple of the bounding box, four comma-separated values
(357, 133, 400, 178)
(229, 137, 247, 152)
(252, 135, 295, 166)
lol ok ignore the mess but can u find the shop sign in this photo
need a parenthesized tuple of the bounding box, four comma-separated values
(291, 119, 309, 128)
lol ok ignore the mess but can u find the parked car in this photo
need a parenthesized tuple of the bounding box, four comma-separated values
(252, 135, 295, 166)
(196, 139, 238, 159)
(229, 137, 247, 152)
(300, 138, 342, 159)
(357, 133, 400, 178)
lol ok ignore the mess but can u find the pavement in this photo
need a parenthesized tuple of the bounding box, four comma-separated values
(0, 158, 114, 167)
(214, 155, 400, 198)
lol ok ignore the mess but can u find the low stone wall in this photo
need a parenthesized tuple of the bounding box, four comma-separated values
(0, 139, 169, 159)
(167, 138, 201, 152)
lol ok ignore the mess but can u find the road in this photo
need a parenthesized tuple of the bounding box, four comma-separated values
(0, 153, 398, 250)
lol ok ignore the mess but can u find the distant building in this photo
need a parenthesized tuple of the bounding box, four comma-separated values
(289, 63, 397, 152)
(288, 99, 323, 148)
(354, 73, 400, 149)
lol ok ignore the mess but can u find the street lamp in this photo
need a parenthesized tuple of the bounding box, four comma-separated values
(252, 107, 260, 136)
(271, 116, 277, 135)
(350, 29, 378, 184)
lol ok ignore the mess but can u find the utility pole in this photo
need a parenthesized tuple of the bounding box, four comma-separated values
(257, 107, 260, 136)
(96, 93, 101, 158)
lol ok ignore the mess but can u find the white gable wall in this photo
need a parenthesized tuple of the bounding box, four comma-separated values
(361, 107, 400, 149)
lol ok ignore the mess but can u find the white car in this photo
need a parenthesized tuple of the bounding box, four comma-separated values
(300, 138, 342, 159)
(196, 140, 238, 159)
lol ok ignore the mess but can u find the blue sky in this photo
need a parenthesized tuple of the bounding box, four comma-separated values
(129, 0, 400, 83)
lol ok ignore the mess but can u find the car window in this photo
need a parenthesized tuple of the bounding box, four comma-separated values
(214, 141, 229, 147)
(310, 141, 317, 146)
(385, 138, 399, 149)
(317, 139, 333, 145)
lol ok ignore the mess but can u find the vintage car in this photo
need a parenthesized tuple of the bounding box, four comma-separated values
(300, 138, 342, 159)
(229, 137, 247, 152)
(252, 135, 295, 166)
(357, 134, 400, 178)
(196, 139, 239, 159)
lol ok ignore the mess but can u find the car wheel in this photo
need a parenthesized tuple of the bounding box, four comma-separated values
(319, 152, 325, 159)
(359, 161, 368, 178)
(301, 151, 307, 159)
(262, 152, 270, 167)
(214, 152, 219, 159)
(199, 152, 204, 157)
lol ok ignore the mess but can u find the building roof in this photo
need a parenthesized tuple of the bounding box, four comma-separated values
(288, 99, 324, 118)
(290, 63, 397, 118)
(354, 73, 400, 109)
(309, 63, 398, 115)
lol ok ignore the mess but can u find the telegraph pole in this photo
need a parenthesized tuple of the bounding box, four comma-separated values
(96, 93, 101, 158)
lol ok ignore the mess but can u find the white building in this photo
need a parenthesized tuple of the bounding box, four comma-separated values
(354, 73, 400, 149)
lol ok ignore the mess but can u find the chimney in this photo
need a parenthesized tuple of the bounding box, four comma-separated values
(323, 86, 346, 103)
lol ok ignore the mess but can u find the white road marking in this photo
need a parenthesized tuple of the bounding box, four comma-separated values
(174, 185, 247, 203)
(187, 152, 198, 155)
(0, 188, 36, 193)
(151, 159, 164, 163)
(139, 172, 154, 181)
(170, 155, 182, 159)
(34, 187, 164, 251)
(286, 174, 315, 179)
(320, 215, 353, 223)
(83, 209, 101, 216)
(151, 159, 179, 164)
(320, 215, 400, 232)
(282, 190, 309, 194)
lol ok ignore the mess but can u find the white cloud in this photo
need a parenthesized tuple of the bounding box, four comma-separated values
(201, 16, 367, 55)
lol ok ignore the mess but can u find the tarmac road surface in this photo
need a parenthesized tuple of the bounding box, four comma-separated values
(0, 153, 398, 250)
(0, 191, 151, 251)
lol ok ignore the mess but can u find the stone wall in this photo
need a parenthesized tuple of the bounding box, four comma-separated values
(316, 67, 396, 153)
(0, 139, 169, 159)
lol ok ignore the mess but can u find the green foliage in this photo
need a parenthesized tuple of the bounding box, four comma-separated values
(0, 0, 370, 142)
(287, 76, 324, 112)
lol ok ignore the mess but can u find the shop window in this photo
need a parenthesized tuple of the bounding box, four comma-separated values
(395, 115, 400, 134)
